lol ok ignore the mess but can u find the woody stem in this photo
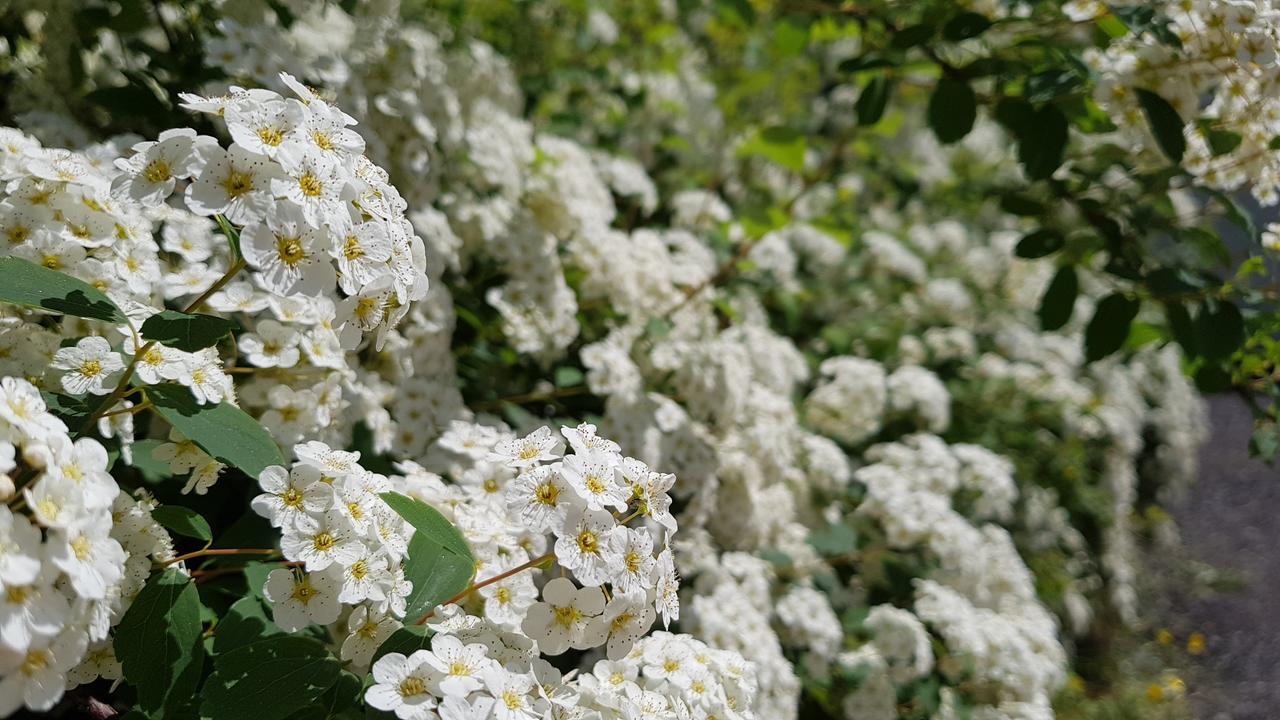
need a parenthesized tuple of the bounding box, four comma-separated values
(414, 552, 556, 625)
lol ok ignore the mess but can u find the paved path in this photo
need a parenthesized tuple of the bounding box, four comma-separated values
(1165, 394, 1280, 718)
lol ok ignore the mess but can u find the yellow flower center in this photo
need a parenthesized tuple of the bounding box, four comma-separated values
(495, 587, 511, 604)
(6, 586, 30, 604)
(312, 532, 336, 552)
(6, 224, 29, 243)
(624, 551, 642, 574)
(448, 661, 471, 677)
(534, 481, 559, 506)
(298, 172, 324, 197)
(143, 347, 164, 366)
(275, 235, 306, 266)
(585, 474, 605, 494)
(312, 131, 334, 151)
(222, 170, 254, 198)
(502, 691, 523, 710)
(553, 605, 581, 628)
(41, 254, 61, 269)
(21, 650, 49, 677)
(256, 127, 285, 147)
(291, 579, 315, 604)
(143, 158, 172, 183)
(610, 611, 634, 633)
(342, 235, 363, 260)
(71, 536, 92, 560)
(576, 530, 599, 555)
(281, 488, 304, 508)
(483, 477, 499, 494)
(663, 659, 680, 672)
(518, 446, 539, 460)
(350, 560, 369, 580)
(398, 677, 426, 697)
(79, 359, 102, 378)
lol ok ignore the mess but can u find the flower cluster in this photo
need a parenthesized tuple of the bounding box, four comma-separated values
(0, 378, 173, 714)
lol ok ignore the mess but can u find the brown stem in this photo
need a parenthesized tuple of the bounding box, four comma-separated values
(161, 547, 279, 568)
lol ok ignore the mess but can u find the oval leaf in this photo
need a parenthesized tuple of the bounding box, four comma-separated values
(141, 310, 238, 352)
(1015, 229, 1065, 259)
(0, 256, 127, 324)
(147, 383, 285, 478)
(856, 76, 893, 126)
(1194, 300, 1245, 361)
(114, 569, 204, 717)
(152, 505, 213, 542)
(1084, 293, 1141, 362)
(1135, 88, 1186, 163)
(201, 636, 340, 720)
(928, 78, 976, 144)
(1039, 266, 1079, 331)
(380, 492, 476, 619)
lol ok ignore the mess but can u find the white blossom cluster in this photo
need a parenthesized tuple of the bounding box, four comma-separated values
(0, 377, 173, 714)
(1083, 0, 1280, 204)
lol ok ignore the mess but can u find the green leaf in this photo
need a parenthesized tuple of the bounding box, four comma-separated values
(891, 23, 935, 49)
(855, 76, 893, 126)
(1039, 266, 1079, 331)
(1015, 229, 1065, 259)
(215, 596, 283, 654)
(807, 523, 858, 556)
(1000, 193, 1047, 216)
(943, 12, 991, 40)
(1165, 302, 1198, 357)
(1024, 69, 1083, 104)
(1135, 88, 1186, 163)
(1084, 293, 1141, 362)
(146, 383, 285, 478)
(141, 310, 237, 352)
(128, 438, 174, 483)
(40, 391, 94, 427)
(738, 126, 806, 172)
(1194, 300, 1245, 361)
(0, 256, 128, 324)
(201, 636, 340, 720)
(1017, 105, 1069, 180)
(371, 625, 432, 665)
(928, 78, 976, 144)
(151, 505, 213, 542)
(1197, 121, 1243, 156)
(554, 366, 584, 388)
(114, 569, 205, 717)
(379, 492, 476, 618)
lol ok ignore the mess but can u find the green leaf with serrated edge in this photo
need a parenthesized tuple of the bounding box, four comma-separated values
(1084, 293, 1141, 362)
(113, 569, 204, 717)
(0, 256, 128, 323)
(1135, 88, 1186, 163)
(146, 383, 284, 478)
(141, 310, 237, 352)
(928, 78, 976, 144)
(856, 75, 892, 126)
(201, 636, 340, 720)
(214, 596, 283, 654)
(1015, 229, 1065, 259)
(1040, 266, 1079, 332)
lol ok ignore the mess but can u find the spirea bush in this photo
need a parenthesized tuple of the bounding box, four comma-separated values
(0, 0, 1274, 718)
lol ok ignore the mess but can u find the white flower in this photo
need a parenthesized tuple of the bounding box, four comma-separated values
(366, 651, 439, 720)
(337, 548, 389, 604)
(185, 143, 282, 224)
(271, 148, 346, 228)
(654, 549, 680, 629)
(593, 598, 656, 661)
(111, 128, 215, 207)
(608, 527, 656, 600)
(437, 695, 496, 720)
(521, 577, 606, 655)
(262, 566, 342, 631)
(490, 426, 563, 469)
(560, 423, 621, 456)
(252, 464, 328, 531)
(0, 629, 87, 714)
(129, 342, 189, 385)
(481, 667, 539, 720)
(51, 337, 124, 396)
(423, 634, 497, 697)
(242, 205, 335, 298)
(559, 451, 629, 513)
(47, 521, 126, 600)
(506, 465, 572, 533)
(281, 511, 360, 571)
(240, 319, 301, 368)
(334, 220, 394, 294)
(0, 570, 68, 652)
(0, 509, 41, 589)
(340, 605, 397, 669)
(225, 97, 306, 158)
(553, 507, 619, 587)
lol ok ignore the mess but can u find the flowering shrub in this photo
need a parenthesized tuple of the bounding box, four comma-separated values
(0, 0, 1274, 718)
